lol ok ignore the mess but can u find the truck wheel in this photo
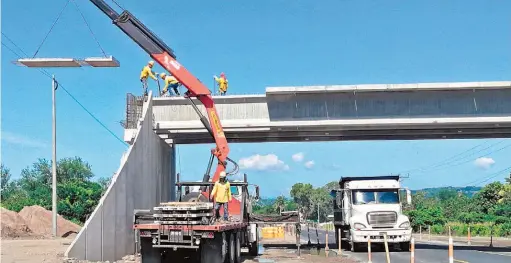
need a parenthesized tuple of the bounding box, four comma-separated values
(201, 232, 227, 263)
(140, 238, 161, 263)
(400, 241, 410, 252)
(351, 242, 364, 252)
(234, 232, 241, 263)
(227, 232, 235, 263)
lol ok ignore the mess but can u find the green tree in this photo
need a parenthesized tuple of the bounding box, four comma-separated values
(2, 157, 105, 223)
(273, 195, 286, 213)
(290, 183, 314, 219)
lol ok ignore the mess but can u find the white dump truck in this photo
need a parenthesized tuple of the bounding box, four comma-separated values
(331, 176, 412, 252)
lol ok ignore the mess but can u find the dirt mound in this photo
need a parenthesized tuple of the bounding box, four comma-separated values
(18, 205, 81, 238)
(1, 207, 33, 238)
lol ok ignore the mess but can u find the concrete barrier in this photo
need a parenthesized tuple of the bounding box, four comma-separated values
(65, 91, 175, 261)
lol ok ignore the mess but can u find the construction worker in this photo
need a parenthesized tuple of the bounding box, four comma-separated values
(140, 61, 157, 96)
(213, 72, 228, 95)
(159, 72, 181, 96)
(211, 171, 231, 221)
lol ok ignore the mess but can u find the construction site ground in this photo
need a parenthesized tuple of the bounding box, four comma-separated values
(1, 233, 356, 263)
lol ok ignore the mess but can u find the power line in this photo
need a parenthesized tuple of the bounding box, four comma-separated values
(462, 166, 511, 187)
(2, 33, 128, 147)
(406, 140, 510, 174)
(395, 139, 496, 174)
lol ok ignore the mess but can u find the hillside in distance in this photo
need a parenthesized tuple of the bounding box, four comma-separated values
(412, 186, 482, 197)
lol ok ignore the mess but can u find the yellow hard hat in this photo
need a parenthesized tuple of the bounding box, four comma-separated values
(159, 72, 166, 78)
(219, 171, 227, 178)
(148, 61, 155, 66)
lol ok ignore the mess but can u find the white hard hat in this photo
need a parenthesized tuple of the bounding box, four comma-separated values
(219, 171, 227, 178)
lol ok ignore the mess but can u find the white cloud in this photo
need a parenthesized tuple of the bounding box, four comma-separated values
(474, 157, 495, 169)
(304, 160, 315, 169)
(239, 154, 289, 171)
(1, 131, 48, 148)
(292, 152, 304, 162)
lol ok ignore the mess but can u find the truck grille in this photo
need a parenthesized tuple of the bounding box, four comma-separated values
(367, 211, 397, 226)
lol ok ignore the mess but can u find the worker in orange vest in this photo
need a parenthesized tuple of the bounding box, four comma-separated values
(213, 72, 228, 95)
(211, 171, 232, 221)
(139, 61, 157, 96)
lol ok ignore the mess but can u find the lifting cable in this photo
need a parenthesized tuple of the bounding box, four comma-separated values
(2, 32, 128, 147)
(71, 0, 108, 57)
(32, 0, 71, 58)
(110, 0, 126, 10)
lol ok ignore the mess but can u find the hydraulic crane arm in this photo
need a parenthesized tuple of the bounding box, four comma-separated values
(89, 0, 230, 182)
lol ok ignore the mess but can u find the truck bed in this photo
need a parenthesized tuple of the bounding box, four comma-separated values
(134, 221, 248, 232)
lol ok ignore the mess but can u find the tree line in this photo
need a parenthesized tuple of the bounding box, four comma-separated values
(1, 158, 109, 225)
(253, 175, 511, 237)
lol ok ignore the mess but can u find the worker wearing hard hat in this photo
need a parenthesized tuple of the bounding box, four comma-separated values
(139, 61, 157, 96)
(213, 72, 228, 96)
(211, 171, 232, 221)
(159, 72, 181, 96)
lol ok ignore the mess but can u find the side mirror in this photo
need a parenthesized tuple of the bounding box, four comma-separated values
(406, 189, 412, 205)
(185, 186, 190, 195)
(255, 186, 260, 200)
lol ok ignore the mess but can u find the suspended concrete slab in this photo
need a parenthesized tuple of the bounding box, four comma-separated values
(15, 56, 120, 67)
(84, 56, 120, 67)
(16, 58, 81, 67)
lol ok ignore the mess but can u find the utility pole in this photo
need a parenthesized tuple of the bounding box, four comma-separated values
(52, 75, 57, 237)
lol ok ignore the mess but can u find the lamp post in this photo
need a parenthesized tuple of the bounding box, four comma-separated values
(15, 56, 119, 237)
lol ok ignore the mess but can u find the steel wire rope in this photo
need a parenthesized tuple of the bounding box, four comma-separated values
(31, 0, 72, 58)
(71, 0, 108, 57)
(2, 33, 128, 147)
(110, 0, 126, 10)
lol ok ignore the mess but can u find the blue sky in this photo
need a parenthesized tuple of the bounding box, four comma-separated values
(2, 0, 510, 197)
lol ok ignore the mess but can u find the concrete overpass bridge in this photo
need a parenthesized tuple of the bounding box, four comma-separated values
(68, 81, 511, 261)
(125, 81, 511, 144)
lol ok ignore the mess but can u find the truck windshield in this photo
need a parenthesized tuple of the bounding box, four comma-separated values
(352, 190, 399, 205)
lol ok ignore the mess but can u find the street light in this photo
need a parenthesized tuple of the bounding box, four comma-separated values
(14, 56, 120, 237)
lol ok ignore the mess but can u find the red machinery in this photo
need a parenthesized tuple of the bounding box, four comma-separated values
(89, 0, 240, 214)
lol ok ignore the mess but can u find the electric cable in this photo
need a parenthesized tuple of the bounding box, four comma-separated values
(462, 166, 511, 187)
(396, 139, 505, 174)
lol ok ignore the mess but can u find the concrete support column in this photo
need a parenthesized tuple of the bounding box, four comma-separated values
(169, 143, 176, 201)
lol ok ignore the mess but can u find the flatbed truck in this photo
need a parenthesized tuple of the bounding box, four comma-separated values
(133, 176, 261, 263)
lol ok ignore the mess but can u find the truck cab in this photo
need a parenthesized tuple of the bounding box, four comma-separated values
(332, 176, 412, 252)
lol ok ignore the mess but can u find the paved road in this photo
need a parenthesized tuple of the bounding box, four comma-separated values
(300, 228, 511, 263)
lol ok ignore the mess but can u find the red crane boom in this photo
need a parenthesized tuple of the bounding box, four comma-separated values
(88, 0, 232, 183)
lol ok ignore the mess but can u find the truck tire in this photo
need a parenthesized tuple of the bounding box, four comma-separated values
(140, 238, 161, 263)
(351, 242, 363, 252)
(227, 232, 235, 263)
(201, 232, 227, 263)
(234, 232, 241, 263)
(400, 241, 410, 252)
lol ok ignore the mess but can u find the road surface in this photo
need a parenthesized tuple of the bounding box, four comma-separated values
(300, 228, 511, 263)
